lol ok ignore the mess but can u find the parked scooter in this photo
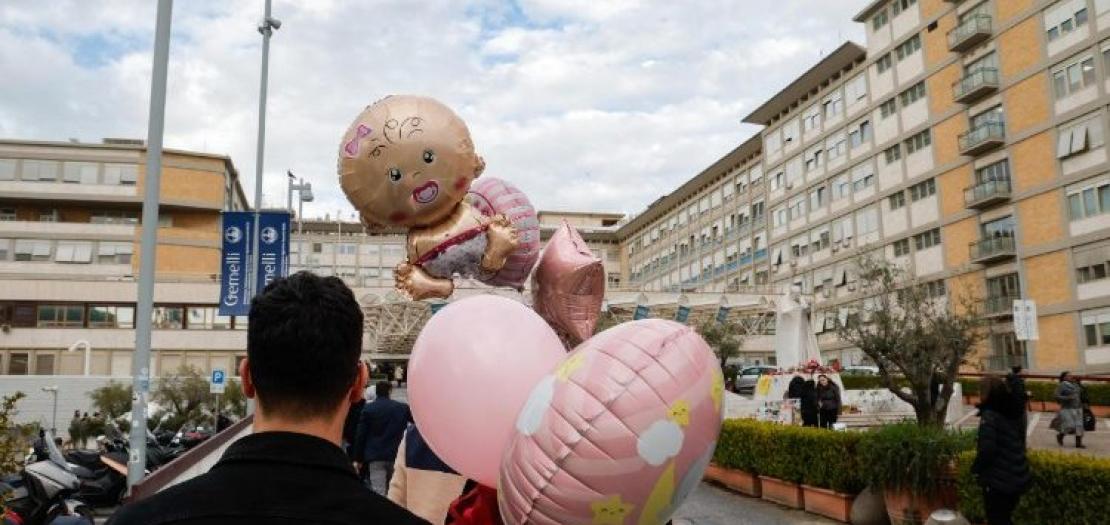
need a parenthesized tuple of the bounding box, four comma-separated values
(3, 431, 93, 525)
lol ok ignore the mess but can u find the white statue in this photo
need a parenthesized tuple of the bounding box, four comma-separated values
(773, 285, 822, 368)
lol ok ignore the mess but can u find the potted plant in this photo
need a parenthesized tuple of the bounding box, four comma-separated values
(858, 423, 973, 525)
(754, 425, 807, 509)
(798, 429, 865, 522)
(707, 420, 763, 497)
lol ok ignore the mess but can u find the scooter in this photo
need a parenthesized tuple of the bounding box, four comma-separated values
(3, 431, 93, 525)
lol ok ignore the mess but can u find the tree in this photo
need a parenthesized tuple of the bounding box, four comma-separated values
(0, 392, 28, 476)
(152, 365, 211, 427)
(89, 381, 133, 419)
(836, 256, 984, 427)
(210, 380, 247, 419)
(697, 320, 745, 372)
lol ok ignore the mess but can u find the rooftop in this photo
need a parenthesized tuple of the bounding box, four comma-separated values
(853, 0, 890, 23)
(741, 41, 867, 126)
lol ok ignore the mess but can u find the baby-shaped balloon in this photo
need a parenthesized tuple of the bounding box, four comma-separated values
(338, 95, 539, 299)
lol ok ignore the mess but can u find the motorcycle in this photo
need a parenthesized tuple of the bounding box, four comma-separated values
(3, 431, 93, 525)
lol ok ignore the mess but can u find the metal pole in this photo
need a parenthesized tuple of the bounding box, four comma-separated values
(128, 0, 173, 490)
(298, 192, 304, 234)
(51, 391, 57, 435)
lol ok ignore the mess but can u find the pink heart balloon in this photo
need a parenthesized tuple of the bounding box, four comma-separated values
(498, 320, 724, 525)
(531, 221, 605, 346)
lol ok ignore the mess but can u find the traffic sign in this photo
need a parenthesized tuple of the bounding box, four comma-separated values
(1012, 300, 1039, 341)
(210, 368, 227, 394)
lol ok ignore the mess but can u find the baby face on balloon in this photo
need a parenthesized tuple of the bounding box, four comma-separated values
(338, 95, 486, 230)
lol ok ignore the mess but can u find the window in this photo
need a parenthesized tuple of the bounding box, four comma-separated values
(832, 174, 851, 200)
(894, 35, 922, 61)
(904, 129, 932, 154)
(0, 239, 8, 261)
(971, 106, 1005, 131)
(7, 353, 28, 375)
(913, 228, 942, 249)
(851, 164, 876, 192)
(774, 207, 788, 228)
(782, 119, 800, 145)
(1067, 180, 1110, 221)
(152, 306, 185, 329)
(909, 178, 936, 201)
(337, 243, 356, 255)
(879, 98, 898, 119)
(1057, 115, 1106, 159)
(921, 280, 946, 298)
(856, 207, 879, 235)
(102, 164, 138, 185)
(982, 215, 1015, 238)
(186, 307, 232, 330)
(876, 53, 893, 74)
(22, 160, 59, 182)
(823, 91, 844, 118)
(967, 51, 998, 75)
(889, 191, 907, 209)
(1077, 261, 1110, 283)
(848, 120, 872, 148)
(872, 9, 889, 30)
(884, 144, 903, 164)
(14, 239, 51, 261)
(845, 74, 868, 102)
(892, 0, 917, 15)
(312, 243, 323, 253)
(805, 147, 823, 172)
(0, 208, 15, 221)
(899, 81, 926, 106)
(88, 305, 136, 328)
(97, 242, 133, 264)
(1046, 4, 1090, 41)
(91, 210, 139, 224)
(54, 241, 93, 263)
(0, 159, 15, 181)
(771, 170, 785, 191)
(1052, 55, 1096, 99)
(35, 354, 55, 376)
(803, 105, 821, 132)
(986, 273, 1020, 299)
(63, 162, 99, 184)
(976, 160, 1011, 183)
(809, 186, 827, 211)
(826, 134, 847, 160)
(893, 238, 911, 256)
(788, 197, 805, 220)
(811, 228, 831, 252)
(37, 304, 84, 327)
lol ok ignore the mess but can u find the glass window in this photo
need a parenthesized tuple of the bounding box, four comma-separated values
(152, 306, 184, 329)
(1086, 324, 1099, 346)
(1084, 187, 1098, 216)
(876, 54, 893, 73)
(1069, 193, 1084, 219)
(35, 354, 55, 375)
(63, 162, 99, 184)
(7, 353, 28, 375)
(1076, 7, 1089, 26)
(1101, 322, 1110, 345)
(88, 305, 135, 328)
(37, 304, 84, 327)
(186, 307, 232, 330)
(981, 216, 1015, 238)
(884, 145, 902, 164)
(889, 192, 906, 209)
(0, 159, 15, 181)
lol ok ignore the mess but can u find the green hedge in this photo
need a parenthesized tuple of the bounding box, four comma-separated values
(957, 450, 1110, 525)
(840, 376, 1110, 406)
(857, 422, 974, 496)
(713, 419, 865, 493)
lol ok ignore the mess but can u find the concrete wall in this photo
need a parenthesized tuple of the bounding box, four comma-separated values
(0, 375, 130, 436)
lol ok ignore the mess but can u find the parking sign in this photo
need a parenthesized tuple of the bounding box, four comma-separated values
(210, 369, 227, 394)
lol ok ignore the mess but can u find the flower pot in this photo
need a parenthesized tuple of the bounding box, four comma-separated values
(704, 463, 761, 497)
(882, 488, 956, 525)
(759, 475, 804, 509)
(802, 485, 853, 522)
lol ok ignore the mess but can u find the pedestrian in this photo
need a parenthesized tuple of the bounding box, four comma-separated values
(815, 374, 841, 429)
(107, 272, 425, 524)
(800, 377, 818, 427)
(396, 365, 406, 387)
(343, 393, 366, 460)
(388, 424, 468, 523)
(972, 375, 1030, 525)
(354, 381, 413, 495)
(1053, 371, 1086, 448)
(1004, 365, 1029, 443)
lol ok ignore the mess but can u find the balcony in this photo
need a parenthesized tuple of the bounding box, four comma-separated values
(952, 68, 999, 104)
(969, 236, 1016, 264)
(948, 15, 992, 52)
(964, 179, 1011, 209)
(958, 121, 1005, 156)
(981, 353, 1028, 371)
(982, 294, 1017, 317)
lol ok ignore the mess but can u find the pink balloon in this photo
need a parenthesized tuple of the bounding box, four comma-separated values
(498, 320, 724, 525)
(409, 295, 566, 487)
(531, 221, 605, 346)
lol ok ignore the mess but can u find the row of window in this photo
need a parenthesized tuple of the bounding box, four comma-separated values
(0, 239, 132, 264)
(1046, 4, 1089, 43)
(0, 159, 139, 185)
(1067, 181, 1110, 222)
(877, 34, 922, 73)
(0, 302, 244, 330)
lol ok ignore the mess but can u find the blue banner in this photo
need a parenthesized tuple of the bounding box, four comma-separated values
(633, 305, 650, 320)
(675, 305, 691, 323)
(716, 306, 731, 324)
(219, 212, 254, 316)
(255, 211, 291, 298)
(430, 302, 448, 315)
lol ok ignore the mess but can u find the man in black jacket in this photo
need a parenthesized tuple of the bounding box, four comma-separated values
(354, 381, 412, 494)
(972, 376, 1030, 525)
(109, 273, 426, 524)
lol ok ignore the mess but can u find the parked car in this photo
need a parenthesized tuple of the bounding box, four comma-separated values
(840, 365, 879, 376)
(736, 366, 779, 395)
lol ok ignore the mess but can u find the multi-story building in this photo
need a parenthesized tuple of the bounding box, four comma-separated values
(618, 0, 1110, 373)
(0, 139, 250, 377)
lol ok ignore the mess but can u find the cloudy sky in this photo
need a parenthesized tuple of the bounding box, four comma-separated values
(0, 0, 870, 221)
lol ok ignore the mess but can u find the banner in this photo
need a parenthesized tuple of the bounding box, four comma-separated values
(633, 305, 650, 320)
(430, 302, 448, 314)
(255, 211, 291, 297)
(219, 212, 254, 316)
(675, 305, 691, 323)
(716, 306, 731, 324)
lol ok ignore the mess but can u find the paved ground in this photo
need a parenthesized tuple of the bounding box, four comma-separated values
(955, 410, 1110, 457)
(674, 482, 834, 525)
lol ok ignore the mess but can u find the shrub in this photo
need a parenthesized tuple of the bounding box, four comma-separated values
(957, 449, 1110, 525)
(857, 422, 973, 496)
(713, 419, 865, 493)
(959, 378, 1109, 407)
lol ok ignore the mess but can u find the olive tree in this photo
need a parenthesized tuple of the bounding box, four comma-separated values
(836, 257, 984, 427)
(697, 321, 745, 373)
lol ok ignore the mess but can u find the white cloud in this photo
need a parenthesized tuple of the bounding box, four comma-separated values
(637, 419, 683, 466)
(0, 0, 870, 219)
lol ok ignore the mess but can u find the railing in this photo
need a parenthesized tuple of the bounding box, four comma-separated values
(982, 294, 1017, 316)
(982, 353, 1028, 371)
(952, 67, 999, 103)
(963, 178, 1011, 208)
(958, 121, 1005, 155)
(969, 235, 1016, 263)
(948, 14, 992, 51)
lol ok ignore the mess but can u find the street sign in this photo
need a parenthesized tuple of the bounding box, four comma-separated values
(210, 368, 227, 394)
(219, 212, 254, 316)
(1013, 300, 1039, 341)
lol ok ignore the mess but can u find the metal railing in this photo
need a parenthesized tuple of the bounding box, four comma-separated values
(952, 67, 999, 102)
(958, 121, 1005, 155)
(948, 14, 992, 50)
(982, 353, 1028, 371)
(970, 235, 1016, 262)
(982, 294, 1017, 316)
(963, 178, 1011, 207)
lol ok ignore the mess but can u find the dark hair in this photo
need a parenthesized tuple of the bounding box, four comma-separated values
(979, 375, 1008, 405)
(248, 272, 364, 418)
(375, 381, 392, 399)
(1010, 365, 1022, 375)
(1059, 371, 1070, 382)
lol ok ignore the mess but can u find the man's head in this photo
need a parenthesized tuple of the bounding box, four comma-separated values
(1010, 365, 1022, 375)
(242, 272, 367, 421)
(375, 381, 392, 400)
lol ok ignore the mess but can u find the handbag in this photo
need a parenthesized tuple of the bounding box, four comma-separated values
(1049, 415, 1062, 432)
(1083, 408, 1096, 432)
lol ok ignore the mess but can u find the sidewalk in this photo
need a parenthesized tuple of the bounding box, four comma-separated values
(957, 410, 1110, 457)
(674, 482, 835, 525)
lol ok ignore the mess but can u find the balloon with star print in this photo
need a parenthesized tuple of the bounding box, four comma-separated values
(497, 319, 724, 525)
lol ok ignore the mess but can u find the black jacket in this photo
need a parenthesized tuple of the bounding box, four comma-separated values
(355, 397, 413, 464)
(816, 384, 841, 412)
(972, 406, 1031, 495)
(342, 399, 366, 458)
(108, 431, 427, 525)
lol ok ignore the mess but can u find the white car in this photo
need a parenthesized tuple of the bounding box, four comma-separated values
(840, 365, 879, 376)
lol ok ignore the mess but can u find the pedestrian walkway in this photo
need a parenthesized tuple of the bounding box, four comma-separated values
(674, 482, 835, 525)
(955, 410, 1109, 457)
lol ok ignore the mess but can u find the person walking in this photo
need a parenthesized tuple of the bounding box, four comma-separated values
(388, 424, 468, 523)
(815, 374, 841, 429)
(972, 375, 1030, 525)
(108, 272, 425, 524)
(1054, 371, 1086, 448)
(355, 381, 413, 495)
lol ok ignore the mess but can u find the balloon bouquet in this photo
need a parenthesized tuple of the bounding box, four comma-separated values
(339, 96, 723, 525)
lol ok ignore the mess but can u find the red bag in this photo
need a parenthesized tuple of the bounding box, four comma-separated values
(445, 483, 503, 525)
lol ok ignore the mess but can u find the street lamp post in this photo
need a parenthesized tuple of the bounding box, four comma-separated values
(41, 386, 58, 435)
(286, 170, 314, 234)
(68, 340, 91, 376)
